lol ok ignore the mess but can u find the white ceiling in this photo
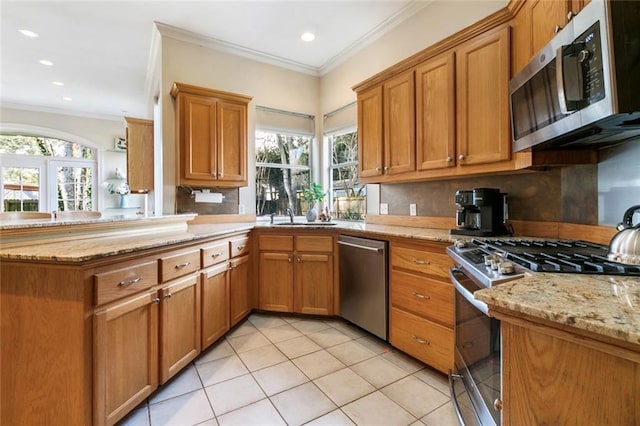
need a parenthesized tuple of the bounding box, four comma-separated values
(1, 0, 427, 119)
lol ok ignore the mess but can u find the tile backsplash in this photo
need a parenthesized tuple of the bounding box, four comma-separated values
(176, 186, 239, 214)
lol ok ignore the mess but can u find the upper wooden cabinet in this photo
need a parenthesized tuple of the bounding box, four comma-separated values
(358, 86, 384, 178)
(170, 83, 252, 187)
(125, 117, 154, 193)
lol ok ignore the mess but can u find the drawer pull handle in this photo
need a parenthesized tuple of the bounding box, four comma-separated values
(412, 335, 430, 346)
(211, 252, 222, 258)
(462, 341, 474, 349)
(118, 276, 142, 287)
(151, 297, 161, 305)
(412, 292, 430, 300)
(175, 261, 190, 269)
(236, 245, 245, 251)
(412, 258, 430, 265)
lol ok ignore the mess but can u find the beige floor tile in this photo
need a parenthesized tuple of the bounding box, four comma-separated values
(420, 401, 458, 426)
(149, 365, 203, 404)
(260, 323, 304, 343)
(305, 409, 356, 426)
(381, 350, 426, 374)
(290, 319, 332, 334)
(330, 322, 367, 339)
(252, 360, 309, 396)
(196, 355, 248, 387)
(149, 389, 214, 426)
(205, 374, 266, 416)
(275, 335, 322, 359)
(326, 340, 376, 366)
(292, 349, 345, 380)
(307, 327, 352, 348)
(354, 335, 392, 355)
(412, 367, 450, 396)
(270, 382, 336, 426)
(281, 315, 303, 324)
(313, 368, 375, 406)
(237, 344, 287, 371)
(226, 331, 271, 353)
(248, 314, 288, 329)
(195, 420, 219, 426)
(226, 320, 258, 338)
(341, 391, 416, 426)
(409, 421, 426, 426)
(351, 356, 409, 389)
(196, 339, 236, 365)
(217, 399, 285, 426)
(381, 376, 450, 418)
(118, 403, 149, 426)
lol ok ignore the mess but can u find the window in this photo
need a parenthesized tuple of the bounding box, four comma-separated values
(256, 131, 311, 216)
(329, 130, 365, 220)
(0, 134, 96, 212)
(255, 106, 315, 217)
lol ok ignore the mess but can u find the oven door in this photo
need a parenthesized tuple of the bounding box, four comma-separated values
(449, 267, 501, 426)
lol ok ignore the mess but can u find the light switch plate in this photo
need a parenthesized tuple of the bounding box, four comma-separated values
(410, 204, 417, 216)
(238, 204, 245, 214)
(380, 203, 389, 215)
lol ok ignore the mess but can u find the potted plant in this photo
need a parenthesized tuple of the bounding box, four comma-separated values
(301, 182, 325, 222)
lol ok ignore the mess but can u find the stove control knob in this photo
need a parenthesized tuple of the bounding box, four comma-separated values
(454, 240, 467, 249)
(499, 261, 515, 275)
(484, 255, 493, 266)
(490, 259, 500, 270)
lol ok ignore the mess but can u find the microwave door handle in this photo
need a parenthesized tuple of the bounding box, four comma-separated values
(556, 46, 571, 115)
(556, 44, 586, 114)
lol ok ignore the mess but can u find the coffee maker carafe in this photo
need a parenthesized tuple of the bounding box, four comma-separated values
(450, 188, 509, 236)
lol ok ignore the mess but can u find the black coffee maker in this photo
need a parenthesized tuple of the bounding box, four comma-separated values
(450, 188, 509, 236)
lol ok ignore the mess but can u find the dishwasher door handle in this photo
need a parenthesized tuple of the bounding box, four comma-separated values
(337, 240, 383, 253)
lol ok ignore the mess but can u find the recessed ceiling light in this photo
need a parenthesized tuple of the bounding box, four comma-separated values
(301, 32, 315, 42)
(19, 29, 39, 38)
(62, 97, 72, 101)
(39, 59, 54, 66)
(52, 81, 64, 86)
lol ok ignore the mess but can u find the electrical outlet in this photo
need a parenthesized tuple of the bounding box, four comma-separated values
(380, 203, 389, 215)
(238, 204, 245, 214)
(410, 203, 417, 216)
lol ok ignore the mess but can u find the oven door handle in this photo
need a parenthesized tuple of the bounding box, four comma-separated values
(450, 267, 490, 316)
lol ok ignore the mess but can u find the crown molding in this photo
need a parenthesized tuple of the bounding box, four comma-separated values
(0, 102, 124, 122)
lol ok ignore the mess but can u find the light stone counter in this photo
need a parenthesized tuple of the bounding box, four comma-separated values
(475, 272, 640, 346)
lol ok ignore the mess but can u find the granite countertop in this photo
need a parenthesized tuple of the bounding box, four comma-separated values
(475, 272, 640, 346)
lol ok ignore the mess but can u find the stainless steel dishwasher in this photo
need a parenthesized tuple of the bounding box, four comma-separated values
(338, 235, 388, 340)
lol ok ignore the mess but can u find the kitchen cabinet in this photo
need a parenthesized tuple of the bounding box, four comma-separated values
(358, 86, 384, 179)
(497, 314, 640, 425)
(125, 117, 154, 192)
(258, 233, 334, 315)
(170, 82, 252, 187)
(200, 240, 231, 348)
(389, 239, 454, 373)
(229, 235, 252, 327)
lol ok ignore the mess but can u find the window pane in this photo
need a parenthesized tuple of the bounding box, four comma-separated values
(56, 166, 93, 211)
(256, 166, 310, 216)
(331, 165, 365, 220)
(0, 135, 94, 159)
(2, 166, 41, 212)
(332, 132, 358, 164)
(256, 131, 310, 166)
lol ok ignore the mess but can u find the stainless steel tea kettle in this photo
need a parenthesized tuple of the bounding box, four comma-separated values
(608, 205, 640, 265)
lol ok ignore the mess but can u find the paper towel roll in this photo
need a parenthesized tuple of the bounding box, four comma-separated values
(195, 192, 224, 203)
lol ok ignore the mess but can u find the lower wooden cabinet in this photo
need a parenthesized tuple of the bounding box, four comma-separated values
(229, 254, 251, 327)
(159, 273, 201, 384)
(259, 251, 294, 312)
(201, 263, 230, 348)
(295, 253, 333, 315)
(94, 291, 159, 426)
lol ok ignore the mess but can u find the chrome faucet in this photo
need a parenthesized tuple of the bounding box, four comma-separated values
(286, 208, 294, 223)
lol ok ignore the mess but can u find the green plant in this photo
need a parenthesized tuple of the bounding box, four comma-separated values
(301, 182, 325, 204)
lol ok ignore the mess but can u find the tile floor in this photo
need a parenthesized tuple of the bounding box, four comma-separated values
(118, 313, 458, 426)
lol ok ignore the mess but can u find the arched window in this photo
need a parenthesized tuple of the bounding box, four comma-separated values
(0, 134, 97, 213)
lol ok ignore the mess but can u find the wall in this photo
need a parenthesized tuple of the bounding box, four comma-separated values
(160, 36, 320, 215)
(598, 141, 640, 226)
(0, 106, 147, 212)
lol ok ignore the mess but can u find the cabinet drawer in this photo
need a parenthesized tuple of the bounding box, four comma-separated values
(259, 235, 293, 251)
(94, 259, 158, 306)
(202, 241, 229, 268)
(296, 235, 333, 252)
(391, 244, 452, 279)
(230, 236, 250, 258)
(390, 307, 453, 374)
(159, 248, 201, 282)
(391, 269, 453, 327)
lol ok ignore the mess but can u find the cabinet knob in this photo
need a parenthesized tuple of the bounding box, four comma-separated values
(384, 166, 389, 171)
(554, 24, 563, 33)
(376, 167, 382, 172)
(494, 399, 503, 412)
(288, 257, 292, 263)
(458, 154, 466, 161)
(151, 297, 161, 305)
(446, 156, 453, 162)
(164, 293, 172, 299)
(297, 257, 301, 263)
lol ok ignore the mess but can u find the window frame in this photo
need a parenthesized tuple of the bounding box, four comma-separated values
(328, 127, 364, 221)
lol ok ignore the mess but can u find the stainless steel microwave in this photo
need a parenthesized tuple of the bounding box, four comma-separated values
(509, 0, 640, 152)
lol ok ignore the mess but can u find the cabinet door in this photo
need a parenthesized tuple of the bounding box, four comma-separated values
(259, 252, 294, 312)
(295, 253, 333, 315)
(217, 101, 247, 183)
(94, 291, 159, 426)
(201, 263, 230, 349)
(456, 27, 511, 166)
(181, 94, 217, 182)
(125, 117, 154, 192)
(159, 273, 201, 384)
(384, 71, 415, 175)
(530, 0, 569, 55)
(511, 2, 533, 76)
(229, 254, 251, 326)
(416, 53, 456, 171)
(357, 85, 384, 178)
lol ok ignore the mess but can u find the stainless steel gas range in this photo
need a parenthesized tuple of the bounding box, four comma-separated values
(446, 238, 640, 426)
